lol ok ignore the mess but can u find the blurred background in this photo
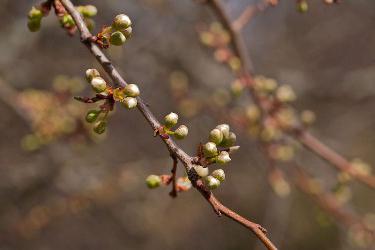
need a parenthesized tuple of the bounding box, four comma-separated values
(0, 0, 374, 249)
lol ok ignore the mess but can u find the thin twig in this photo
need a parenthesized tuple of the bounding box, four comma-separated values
(57, 1, 277, 249)
(169, 153, 178, 198)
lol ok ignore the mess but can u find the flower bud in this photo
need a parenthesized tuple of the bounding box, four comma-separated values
(216, 124, 230, 139)
(61, 14, 75, 28)
(276, 85, 296, 103)
(212, 169, 225, 182)
(301, 110, 316, 126)
(112, 14, 132, 30)
(85, 110, 100, 123)
(209, 128, 223, 145)
(203, 142, 218, 158)
(93, 121, 106, 134)
(123, 97, 138, 109)
(193, 165, 209, 177)
(27, 18, 41, 32)
(90, 77, 107, 93)
(28, 7, 43, 20)
(113, 88, 125, 102)
(122, 27, 133, 39)
(110, 31, 126, 46)
(145, 175, 161, 189)
(204, 176, 221, 190)
(85, 68, 100, 82)
(164, 112, 179, 128)
(174, 125, 188, 140)
(230, 80, 244, 96)
(217, 151, 231, 164)
(124, 84, 140, 97)
(221, 132, 236, 147)
(297, 0, 308, 13)
(78, 5, 97, 18)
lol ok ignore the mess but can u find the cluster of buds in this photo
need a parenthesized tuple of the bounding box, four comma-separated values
(145, 174, 192, 192)
(60, 5, 97, 31)
(79, 69, 140, 134)
(93, 14, 133, 48)
(158, 112, 189, 140)
(199, 22, 241, 72)
(192, 124, 239, 190)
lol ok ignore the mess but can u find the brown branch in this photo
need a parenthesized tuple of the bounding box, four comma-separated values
(57, 1, 277, 249)
(200, 0, 375, 189)
(169, 153, 178, 198)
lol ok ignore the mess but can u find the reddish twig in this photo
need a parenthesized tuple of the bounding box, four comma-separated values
(169, 153, 178, 198)
(57, 1, 277, 249)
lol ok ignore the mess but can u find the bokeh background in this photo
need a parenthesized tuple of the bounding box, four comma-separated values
(0, 0, 374, 249)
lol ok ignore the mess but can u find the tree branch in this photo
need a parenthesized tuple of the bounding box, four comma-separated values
(57, 1, 277, 249)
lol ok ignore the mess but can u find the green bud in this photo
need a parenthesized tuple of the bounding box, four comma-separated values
(221, 132, 236, 147)
(85, 110, 100, 123)
(174, 125, 188, 140)
(90, 77, 107, 93)
(209, 128, 223, 145)
(28, 6, 43, 20)
(121, 26, 133, 39)
(124, 84, 140, 97)
(123, 97, 138, 109)
(205, 176, 221, 190)
(110, 31, 126, 46)
(27, 18, 41, 32)
(216, 124, 230, 139)
(93, 121, 106, 134)
(297, 0, 308, 13)
(79, 5, 97, 18)
(164, 112, 179, 128)
(85, 68, 100, 82)
(217, 151, 231, 164)
(145, 175, 161, 189)
(203, 142, 218, 158)
(193, 165, 209, 177)
(112, 14, 132, 30)
(230, 80, 244, 96)
(212, 169, 225, 182)
(61, 14, 75, 28)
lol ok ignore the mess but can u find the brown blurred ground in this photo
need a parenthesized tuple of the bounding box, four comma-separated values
(0, 0, 374, 250)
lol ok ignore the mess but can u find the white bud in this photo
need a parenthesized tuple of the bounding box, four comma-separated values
(85, 68, 100, 82)
(216, 124, 230, 139)
(174, 125, 188, 139)
(124, 84, 140, 97)
(221, 132, 236, 147)
(212, 169, 225, 182)
(209, 128, 223, 145)
(91, 77, 107, 93)
(205, 176, 221, 190)
(217, 151, 231, 164)
(203, 142, 218, 158)
(123, 97, 137, 109)
(164, 112, 179, 128)
(193, 165, 209, 177)
(112, 14, 132, 30)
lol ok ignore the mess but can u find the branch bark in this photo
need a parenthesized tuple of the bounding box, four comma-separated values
(57, 1, 278, 249)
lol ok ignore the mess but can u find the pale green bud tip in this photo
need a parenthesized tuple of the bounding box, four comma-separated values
(193, 165, 209, 177)
(146, 175, 161, 189)
(276, 85, 296, 103)
(123, 97, 138, 109)
(124, 84, 140, 97)
(174, 125, 189, 140)
(85, 68, 100, 82)
(79, 5, 97, 17)
(203, 142, 218, 158)
(90, 77, 107, 93)
(209, 128, 223, 145)
(221, 132, 236, 147)
(164, 112, 179, 128)
(112, 14, 132, 30)
(110, 31, 126, 46)
(297, 1, 308, 13)
(205, 176, 221, 190)
(28, 19, 41, 32)
(212, 169, 225, 182)
(28, 7, 43, 20)
(216, 124, 230, 138)
(93, 121, 106, 134)
(62, 14, 75, 27)
(217, 151, 231, 164)
(301, 110, 316, 126)
(229, 146, 240, 154)
(85, 110, 100, 123)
